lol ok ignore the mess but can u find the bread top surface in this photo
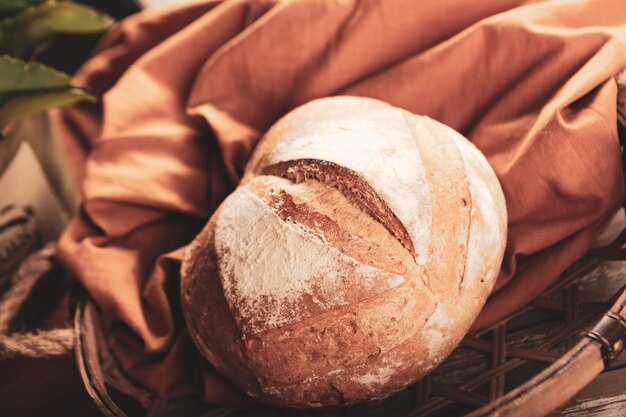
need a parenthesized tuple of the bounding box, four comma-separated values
(210, 94, 506, 350)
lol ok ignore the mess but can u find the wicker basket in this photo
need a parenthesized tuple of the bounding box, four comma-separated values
(67, 226, 626, 417)
(1, 206, 626, 417)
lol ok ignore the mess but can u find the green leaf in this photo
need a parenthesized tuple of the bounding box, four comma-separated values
(0, 87, 95, 127)
(0, 55, 71, 94)
(0, 2, 115, 58)
(0, 0, 45, 15)
(11, 2, 115, 33)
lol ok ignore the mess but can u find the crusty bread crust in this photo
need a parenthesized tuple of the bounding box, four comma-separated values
(181, 96, 507, 407)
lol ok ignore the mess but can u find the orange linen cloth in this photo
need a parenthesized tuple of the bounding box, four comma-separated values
(52, 0, 626, 403)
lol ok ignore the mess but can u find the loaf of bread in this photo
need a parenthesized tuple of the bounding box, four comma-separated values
(181, 96, 507, 407)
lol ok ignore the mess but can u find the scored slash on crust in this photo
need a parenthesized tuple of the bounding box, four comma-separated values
(262, 159, 417, 260)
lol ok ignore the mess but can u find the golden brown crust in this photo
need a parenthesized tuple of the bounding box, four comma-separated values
(181, 96, 507, 408)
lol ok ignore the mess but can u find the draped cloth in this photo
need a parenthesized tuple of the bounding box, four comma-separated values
(51, 0, 626, 403)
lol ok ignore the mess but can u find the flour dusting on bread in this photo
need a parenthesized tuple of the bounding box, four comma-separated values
(215, 186, 407, 335)
(265, 97, 432, 264)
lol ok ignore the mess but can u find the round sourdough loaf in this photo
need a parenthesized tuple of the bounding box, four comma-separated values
(181, 96, 507, 407)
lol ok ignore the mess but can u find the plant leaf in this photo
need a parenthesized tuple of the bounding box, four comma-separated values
(0, 0, 45, 15)
(0, 87, 95, 127)
(0, 55, 71, 94)
(0, 2, 115, 58)
(13, 2, 115, 33)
